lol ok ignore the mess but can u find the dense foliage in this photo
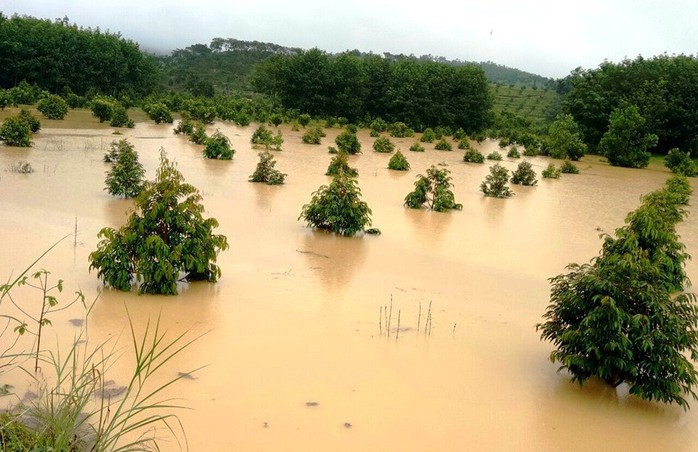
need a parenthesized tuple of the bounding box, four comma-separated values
(541, 163, 561, 179)
(325, 152, 358, 177)
(481, 163, 513, 197)
(252, 49, 493, 131)
(37, 94, 68, 120)
(0, 115, 32, 146)
(302, 126, 326, 144)
(335, 130, 362, 154)
(562, 55, 698, 154)
(545, 114, 586, 160)
(373, 137, 395, 153)
(599, 104, 658, 168)
(387, 150, 410, 171)
(538, 176, 698, 408)
(404, 166, 462, 211)
(104, 139, 145, 198)
(0, 14, 157, 97)
(89, 151, 228, 294)
(299, 171, 373, 236)
(665, 148, 697, 177)
(203, 131, 234, 159)
(463, 149, 485, 163)
(249, 151, 286, 185)
(511, 161, 538, 186)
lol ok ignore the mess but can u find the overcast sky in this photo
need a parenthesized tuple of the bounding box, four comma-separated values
(4, 0, 697, 79)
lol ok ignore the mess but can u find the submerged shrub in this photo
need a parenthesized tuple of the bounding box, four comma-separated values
(434, 138, 452, 151)
(409, 142, 425, 152)
(298, 113, 311, 127)
(190, 122, 208, 144)
(369, 129, 380, 138)
(109, 104, 134, 128)
(37, 94, 69, 120)
(326, 151, 358, 177)
(302, 126, 326, 144)
(420, 128, 436, 143)
(463, 149, 485, 163)
(90, 96, 115, 123)
(457, 138, 473, 151)
(560, 160, 580, 174)
(373, 136, 395, 153)
(511, 160, 538, 186)
(18, 109, 41, 133)
(404, 165, 462, 212)
(89, 150, 229, 294)
(523, 146, 538, 157)
(203, 130, 234, 160)
(481, 163, 513, 198)
(144, 103, 173, 124)
(8, 160, 34, 173)
(104, 139, 145, 198)
(299, 172, 373, 236)
(249, 151, 286, 185)
(507, 146, 521, 158)
(487, 151, 503, 161)
(665, 148, 696, 177)
(542, 163, 561, 179)
(0, 115, 32, 147)
(370, 118, 387, 133)
(388, 150, 410, 171)
(174, 118, 195, 135)
(252, 125, 282, 149)
(389, 122, 414, 138)
(335, 130, 361, 154)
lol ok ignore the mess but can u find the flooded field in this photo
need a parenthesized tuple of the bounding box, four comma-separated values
(1, 114, 697, 451)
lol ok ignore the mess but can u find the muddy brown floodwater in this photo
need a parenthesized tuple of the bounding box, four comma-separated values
(1, 118, 697, 451)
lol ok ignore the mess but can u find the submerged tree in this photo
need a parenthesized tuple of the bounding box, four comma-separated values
(335, 129, 361, 154)
(249, 151, 286, 185)
(104, 139, 145, 198)
(89, 151, 229, 295)
(299, 171, 373, 236)
(480, 163, 513, 197)
(203, 130, 234, 159)
(0, 115, 32, 147)
(665, 148, 696, 177)
(37, 94, 69, 120)
(387, 150, 410, 171)
(537, 176, 698, 408)
(510, 160, 537, 186)
(325, 151, 358, 177)
(599, 104, 658, 168)
(545, 113, 587, 160)
(404, 165, 462, 212)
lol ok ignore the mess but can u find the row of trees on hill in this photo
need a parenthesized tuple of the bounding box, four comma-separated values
(251, 49, 494, 132)
(0, 14, 157, 98)
(561, 55, 698, 155)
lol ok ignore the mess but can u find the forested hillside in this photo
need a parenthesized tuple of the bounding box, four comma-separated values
(0, 14, 157, 97)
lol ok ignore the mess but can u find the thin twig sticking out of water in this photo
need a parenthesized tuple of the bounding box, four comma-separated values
(387, 296, 393, 339)
(417, 301, 421, 333)
(396, 310, 401, 341)
(424, 301, 432, 336)
(379, 306, 382, 336)
(74, 217, 78, 247)
(452, 323, 457, 337)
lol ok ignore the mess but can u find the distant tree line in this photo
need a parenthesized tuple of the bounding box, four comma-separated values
(0, 14, 157, 98)
(251, 49, 494, 132)
(561, 55, 698, 155)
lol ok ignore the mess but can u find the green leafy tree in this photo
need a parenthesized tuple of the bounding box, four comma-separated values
(270, 114, 283, 127)
(302, 126, 326, 144)
(335, 129, 361, 154)
(298, 113, 311, 127)
(37, 95, 69, 120)
(325, 151, 358, 177)
(434, 138, 452, 151)
(420, 128, 436, 143)
(546, 114, 587, 160)
(110, 104, 135, 128)
(299, 172, 373, 236)
(89, 151, 229, 295)
(0, 115, 32, 147)
(190, 122, 208, 145)
(104, 140, 145, 198)
(249, 151, 286, 185)
(463, 149, 485, 163)
(370, 118, 387, 133)
(90, 96, 115, 123)
(387, 150, 410, 171)
(174, 118, 195, 135)
(665, 148, 696, 177)
(144, 103, 174, 124)
(404, 166, 462, 211)
(203, 131, 234, 159)
(373, 136, 395, 153)
(458, 138, 473, 151)
(409, 142, 425, 152)
(560, 160, 580, 174)
(600, 104, 658, 168)
(389, 122, 414, 138)
(542, 163, 561, 179)
(537, 177, 697, 408)
(511, 161, 538, 186)
(18, 109, 40, 133)
(251, 125, 273, 147)
(487, 151, 503, 160)
(507, 147, 521, 158)
(480, 163, 513, 197)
